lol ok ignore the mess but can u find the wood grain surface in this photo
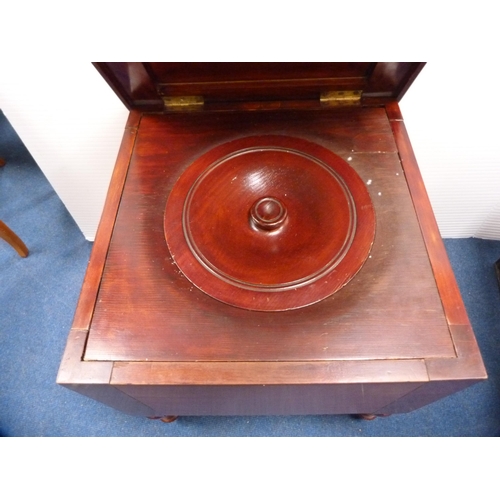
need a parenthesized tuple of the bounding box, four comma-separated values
(164, 134, 375, 311)
(93, 62, 425, 110)
(84, 107, 455, 363)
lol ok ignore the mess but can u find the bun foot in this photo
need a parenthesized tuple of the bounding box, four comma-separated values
(160, 415, 178, 423)
(148, 415, 178, 423)
(355, 413, 391, 420)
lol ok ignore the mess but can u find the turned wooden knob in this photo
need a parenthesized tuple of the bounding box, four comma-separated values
(250, 197, 287, 231)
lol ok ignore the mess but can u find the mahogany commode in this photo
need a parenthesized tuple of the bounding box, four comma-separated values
(57, 63, 487, 419)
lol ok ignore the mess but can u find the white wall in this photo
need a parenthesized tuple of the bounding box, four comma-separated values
(400, 61, 500, 239)
(0, 61, 128, 240)
(1, 62, 499, 240)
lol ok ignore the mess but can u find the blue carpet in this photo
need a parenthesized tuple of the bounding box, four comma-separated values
(1, 110, 499, 436)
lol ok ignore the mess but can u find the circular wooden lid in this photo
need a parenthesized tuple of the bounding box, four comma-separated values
(164, 135, 375, 311)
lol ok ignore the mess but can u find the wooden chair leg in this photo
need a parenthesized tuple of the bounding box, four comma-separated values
(0, 220, 29, 257)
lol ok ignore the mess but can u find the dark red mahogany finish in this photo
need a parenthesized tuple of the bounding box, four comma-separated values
(164, 135, 375, 311)
(57, 63, 486, 419)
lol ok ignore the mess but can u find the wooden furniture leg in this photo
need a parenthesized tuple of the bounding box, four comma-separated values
(148, 415, 178, 423)
(0, 220, 29, 257)
(356, 414, 390, 420)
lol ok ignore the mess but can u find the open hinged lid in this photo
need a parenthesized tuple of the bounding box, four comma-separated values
(93, 62, 425, 112)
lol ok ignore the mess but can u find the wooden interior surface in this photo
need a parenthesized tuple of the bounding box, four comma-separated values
(93, 63, 425, 110)
(84, 107, 455, 363)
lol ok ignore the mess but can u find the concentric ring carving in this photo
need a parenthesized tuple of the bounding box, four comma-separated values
(164, 135, 375, 311)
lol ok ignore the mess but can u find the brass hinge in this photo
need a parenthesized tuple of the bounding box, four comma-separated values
(163, 95, 204, 112)
(320, 90, 362, 107)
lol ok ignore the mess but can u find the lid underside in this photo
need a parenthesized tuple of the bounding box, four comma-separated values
(93, 62, 426, 111)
